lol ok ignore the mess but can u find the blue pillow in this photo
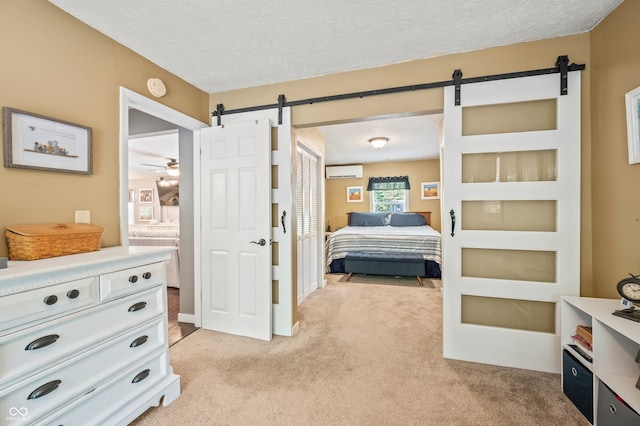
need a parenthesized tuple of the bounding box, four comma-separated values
(349, 212, 387, 227)
(389, 213, 427, 227)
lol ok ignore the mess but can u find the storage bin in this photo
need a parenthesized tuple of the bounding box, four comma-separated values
(6, 223, 103, 260)
(596, 380, 640, 425)
(562, 349, 593, 424)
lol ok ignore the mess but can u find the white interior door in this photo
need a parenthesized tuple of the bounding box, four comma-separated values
(200, 119, 272, 340)
(442, 72, 581, 373)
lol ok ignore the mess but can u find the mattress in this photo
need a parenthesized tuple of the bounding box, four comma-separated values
(325, 225, 441, 272)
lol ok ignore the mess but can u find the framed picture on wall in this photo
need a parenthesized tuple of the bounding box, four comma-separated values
(2, 107, 93, 174)
(128, 189, 135, 203)
(139, 188, 153, 203)
(421, 182, 440, 199)
(346, 186, 363, 202)
(625, 85, 640, 164)
(138, 206, 153, 221)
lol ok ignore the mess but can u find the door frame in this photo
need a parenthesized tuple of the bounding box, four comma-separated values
(118, 87, 208, 324)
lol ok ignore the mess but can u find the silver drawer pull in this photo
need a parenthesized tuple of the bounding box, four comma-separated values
(43, 295, 58, 305)
(130, 335, 149, 348)
(142, 272, 152, 279)
(28, 380, 61, 400)
(128, 275, 139, 283)
(132, 369, 150, 383)
(571, 367, 577, 376)
(609, 403, 617, 415)
(25, 334, 60, 351)
(128, 301, 147, 312)
(66, 289, 80, 299)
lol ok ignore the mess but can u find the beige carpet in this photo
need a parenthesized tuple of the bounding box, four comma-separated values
(132, 274, 586, 426)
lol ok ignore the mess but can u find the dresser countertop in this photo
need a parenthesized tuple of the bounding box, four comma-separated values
(0, 246, 175, 294)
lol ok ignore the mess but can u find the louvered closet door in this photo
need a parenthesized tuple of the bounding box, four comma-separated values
(296, 146, 319, 305)
(442, 72, 581, 373)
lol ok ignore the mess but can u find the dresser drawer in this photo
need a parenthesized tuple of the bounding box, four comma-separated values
(0, 314, 168, 423)
(39, 350, 172, 425)
(0, 286, 166, 390)
(100, 262, 164, 301)
(0, 277, 98, 336)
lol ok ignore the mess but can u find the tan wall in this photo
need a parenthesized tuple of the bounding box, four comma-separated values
(326, 159, 441, 232)
(0, 0, 209, 257)
(590, 0, 640, 298)
(210, 34, 594, 295)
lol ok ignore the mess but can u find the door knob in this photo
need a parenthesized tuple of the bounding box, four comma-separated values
(250, 239, 267, 246)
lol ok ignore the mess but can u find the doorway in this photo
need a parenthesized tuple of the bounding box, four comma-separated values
(307, 112, 444, 330)
(315, 113, 443, 234)
(118, 88, 207, 326)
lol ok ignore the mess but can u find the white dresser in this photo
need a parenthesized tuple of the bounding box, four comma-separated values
(0, 246, 180, 425)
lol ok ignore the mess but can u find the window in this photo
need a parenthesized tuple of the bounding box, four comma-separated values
(367, 176, 410, 213)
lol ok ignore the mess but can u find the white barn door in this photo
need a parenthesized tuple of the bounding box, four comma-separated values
(442, 72, 581, 373)
(197, 108, 294, 338)
(200, 119, 272, 340)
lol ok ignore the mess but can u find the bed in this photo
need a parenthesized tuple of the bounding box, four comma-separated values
(128, 225, 180, 288)
(325, 211, 441, 278)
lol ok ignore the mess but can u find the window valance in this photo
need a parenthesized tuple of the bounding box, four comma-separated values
(366, 176, 410, 191)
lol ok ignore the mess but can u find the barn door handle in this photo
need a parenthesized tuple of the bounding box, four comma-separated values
(450, 209, 456, 237)
(250, 239, 267, 246)
(281, 210, 287, 234)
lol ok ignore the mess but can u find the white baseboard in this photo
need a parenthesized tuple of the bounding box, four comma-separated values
(291, 321, 300, 336)
(177, 313, 196, 324)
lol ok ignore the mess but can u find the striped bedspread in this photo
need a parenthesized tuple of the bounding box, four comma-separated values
(325, 225, 441, 271)
(128, 227, 180, 239)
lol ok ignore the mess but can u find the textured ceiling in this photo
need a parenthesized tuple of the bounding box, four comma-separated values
(48, 0, 621, 167)
(48, 0, 621, 94)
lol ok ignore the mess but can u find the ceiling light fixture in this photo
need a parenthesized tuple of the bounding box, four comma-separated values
(369, 137, 388, 149)
(166, 168, 180, 177)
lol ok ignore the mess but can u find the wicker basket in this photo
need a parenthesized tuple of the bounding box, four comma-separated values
(6, 223, 104, 261)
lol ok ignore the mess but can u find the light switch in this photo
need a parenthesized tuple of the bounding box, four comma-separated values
(75, 210, 91, 224)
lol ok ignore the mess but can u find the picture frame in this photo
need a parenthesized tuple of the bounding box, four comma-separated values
(421, 181, 440, 199)
(139, 188, 153, 203)
(625, 85, 640, 164)
(2, 107, 92, 174)
(346, 186, 363, 203)
(138, 206, 153, 222)
(128, 189, 135, 203)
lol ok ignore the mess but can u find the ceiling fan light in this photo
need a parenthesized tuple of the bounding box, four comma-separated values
(369, 137, 388, 149)
(166, 168, 180, 177)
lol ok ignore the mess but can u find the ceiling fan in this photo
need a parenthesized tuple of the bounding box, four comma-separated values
(141, 158, 180, 176)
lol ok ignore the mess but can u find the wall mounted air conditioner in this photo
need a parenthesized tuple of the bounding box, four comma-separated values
(325, 165, 363, 179)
